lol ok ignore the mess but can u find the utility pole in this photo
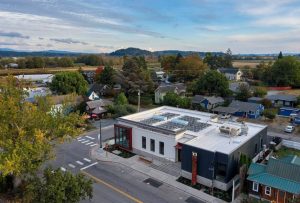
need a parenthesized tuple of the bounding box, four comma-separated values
(98, 118, 102, 148)
(137, 89, 141, 112)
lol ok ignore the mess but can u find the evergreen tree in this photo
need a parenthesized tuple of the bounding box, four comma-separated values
(278, 51, 283, 59)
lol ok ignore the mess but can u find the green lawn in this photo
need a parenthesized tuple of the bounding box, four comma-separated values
(273, 146, 300, 158)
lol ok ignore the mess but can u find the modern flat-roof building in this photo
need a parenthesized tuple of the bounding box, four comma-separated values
(115, 106, 267, 191)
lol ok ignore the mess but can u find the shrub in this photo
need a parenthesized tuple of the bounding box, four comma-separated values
(263, 109, 277, 120)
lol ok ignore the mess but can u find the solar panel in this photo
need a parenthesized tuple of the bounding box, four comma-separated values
(157, 121, 186, 131)
(159, 113, 179, 119)
(140, 118, 162, 125)
(179, 116, 211, 132)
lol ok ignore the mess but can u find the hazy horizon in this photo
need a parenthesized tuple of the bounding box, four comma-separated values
(1, 0, 300, 54)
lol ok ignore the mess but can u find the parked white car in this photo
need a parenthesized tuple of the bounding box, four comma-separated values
(220, 114, 231, 119)
(284, 125, 295, 133)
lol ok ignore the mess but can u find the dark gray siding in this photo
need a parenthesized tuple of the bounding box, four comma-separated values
(226, 127, 268, 182)
(181, 145, 216, 180)
(181, 126, 268, 184)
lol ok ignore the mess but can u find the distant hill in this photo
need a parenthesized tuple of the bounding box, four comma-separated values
(0, 49, 84, 57)
(109, 47, 224, 57)
(109, 47, 152, 56)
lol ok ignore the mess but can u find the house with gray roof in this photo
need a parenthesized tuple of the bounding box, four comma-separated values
(266, 94, 298, 107)
(192, 95, 224, 110)
(154, 83, 186, 104)
(217, 68, 243, 81)
(229, 100, 264, 119)
(247, 155, 300, 202)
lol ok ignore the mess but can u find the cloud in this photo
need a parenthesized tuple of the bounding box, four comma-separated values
(0, 31, 30, 39)
(50, 38, 88, 45)
(94, 45, 116, 49)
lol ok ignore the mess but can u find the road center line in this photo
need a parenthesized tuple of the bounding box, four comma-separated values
(81, 170, 143, 203)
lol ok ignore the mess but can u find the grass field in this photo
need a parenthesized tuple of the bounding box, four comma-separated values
(274, 146, 300, 158)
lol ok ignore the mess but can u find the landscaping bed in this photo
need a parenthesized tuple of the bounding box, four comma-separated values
(104, 144, 135, 158)
(176, 176, 232, 202)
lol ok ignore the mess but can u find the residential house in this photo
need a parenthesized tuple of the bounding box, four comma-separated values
(81, 71, 96, 84)
(89, 83, 110, 96)
(229, 100, 264, 119)
(248, 97, 264, 104)
(247, 155, 300, 203)
(218, 68, 243, 81)
(154, 83, 186, 104)
(192, 95, 224, 110)
(278, 107, 300, 117)
(229, 82, 250, 93)
(86, 99, 113, 119)
(266, 94, 298, 107)
(86, 90, 100, 101)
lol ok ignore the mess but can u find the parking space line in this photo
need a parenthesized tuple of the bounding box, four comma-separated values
(68, 164, 76, 168)
(76, 161, 84, 165)
(83, 158, 91, 163)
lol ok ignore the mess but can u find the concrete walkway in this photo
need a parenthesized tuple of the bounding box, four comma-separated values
(90, 147, 226, 203)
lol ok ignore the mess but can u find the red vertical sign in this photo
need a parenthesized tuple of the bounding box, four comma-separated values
(192, 152, 198, 186)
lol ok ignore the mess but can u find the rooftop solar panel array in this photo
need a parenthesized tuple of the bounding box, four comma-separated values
(159, 112, 179, 119)
(140, 117, 162, 125)
(179, 116, 211, 132)
(157, 121, 186, 131)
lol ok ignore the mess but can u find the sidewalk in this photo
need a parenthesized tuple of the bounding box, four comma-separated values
(90, 147, 226, 203)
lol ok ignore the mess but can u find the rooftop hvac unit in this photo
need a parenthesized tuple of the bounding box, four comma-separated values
(219, 126, 241, 137)
(210, 115, 218, 123)
(241, 122, 249, 136)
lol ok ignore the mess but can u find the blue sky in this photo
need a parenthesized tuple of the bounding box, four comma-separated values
(0, 0, 300, 53)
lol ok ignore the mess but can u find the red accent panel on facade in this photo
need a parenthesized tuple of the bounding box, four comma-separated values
(191, 152, 198, 186)
(175, 143, 182, 150)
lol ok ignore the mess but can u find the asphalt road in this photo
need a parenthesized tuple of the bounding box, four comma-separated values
(49, 124, 205, 203)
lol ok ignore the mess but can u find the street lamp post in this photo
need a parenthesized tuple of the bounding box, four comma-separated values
(137, 89, 140, 112)
(98, 118, 102, 148)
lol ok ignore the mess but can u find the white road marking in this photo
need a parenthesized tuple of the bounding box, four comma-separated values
(68, 164, 76, 168)
(80, 162, 98, 170)
(90, 143, 98, 147)
(86, 142, 94, 145)
(81, 140, 89, 144)
(86, 136, 95, 140)
(77, 137, 82, 140)
(76, 161, 84, 165)
(60, 167, 66, 172)
(83, 158, 91, 163)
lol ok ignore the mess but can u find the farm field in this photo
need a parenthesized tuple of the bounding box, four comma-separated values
(0, 66, 98, 76)
(233, 60, 273, 68)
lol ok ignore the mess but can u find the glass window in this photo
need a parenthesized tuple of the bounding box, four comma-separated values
(142, 136, 146, 149)
(150, 139, 155, 152)
(252, 182, 259, 192)
(159, 142, 164, 155)
(265, 186, 271, 196)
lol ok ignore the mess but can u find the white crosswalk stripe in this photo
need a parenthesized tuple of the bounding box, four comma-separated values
(86, 136, 95, 140)
(90, 143, 98, 147)
(68, 164, 76, 168)
(76, 161, 84, 165)
(60, 167, 66, 172)
(81, 140, 89, 144)
(78, 138, 85, 141)
(83, 158, 91, 163)
(77, 137, 82, 140)
(85, 142, 94, 145)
